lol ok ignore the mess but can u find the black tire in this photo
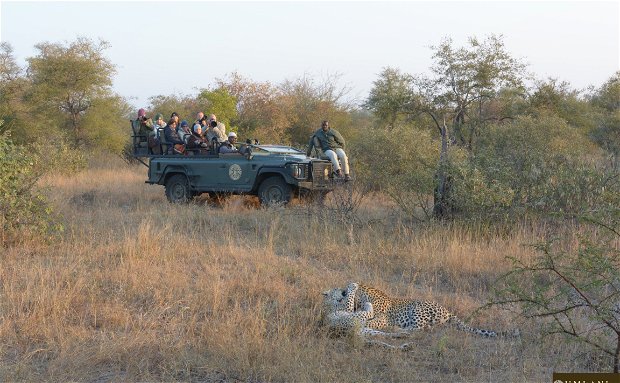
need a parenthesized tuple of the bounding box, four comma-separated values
(165, 174, 192, 203)
(258, 176, 292, 206)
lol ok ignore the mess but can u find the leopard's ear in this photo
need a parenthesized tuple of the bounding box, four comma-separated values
(322, 291, 329, 296)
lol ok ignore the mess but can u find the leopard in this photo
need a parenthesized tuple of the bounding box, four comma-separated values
(321, 282, 376, 335)
(326, 282, 513, 338)
(322, 282, 416, 340)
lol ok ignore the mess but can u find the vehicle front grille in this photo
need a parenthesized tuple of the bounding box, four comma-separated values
(311, 161, 333, 186)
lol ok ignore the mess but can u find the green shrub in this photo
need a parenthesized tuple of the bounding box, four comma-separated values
(455, 115, 617, 219)
(0, 129, 84, 245)
(350, 125, 439, 218)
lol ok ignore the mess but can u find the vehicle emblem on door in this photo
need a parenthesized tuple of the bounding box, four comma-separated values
(229, 164, 242, 180)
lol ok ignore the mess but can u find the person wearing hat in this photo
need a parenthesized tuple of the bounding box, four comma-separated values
(136, 108, 154, 136)
(187, 123, 210, 154)
(153, 113, 166, 134)
(177, 120, 192, 144)
(219, 132, 240, 154)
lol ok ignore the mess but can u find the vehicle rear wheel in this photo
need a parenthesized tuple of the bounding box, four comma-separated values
(258, 176, 292, 206)
(165, 174, 192, 203)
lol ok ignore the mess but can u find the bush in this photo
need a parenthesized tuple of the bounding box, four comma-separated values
(0, 129, 85, 245)
(493, 206, 620, 372)
(451, 115, 616, 219)
(349, 125, 439, 219)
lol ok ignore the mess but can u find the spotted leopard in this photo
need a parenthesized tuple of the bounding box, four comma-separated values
(332, 282, 508, 337)
(322, 282, 375, 335)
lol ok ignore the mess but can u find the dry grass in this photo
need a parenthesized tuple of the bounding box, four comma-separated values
(0, 155, 610, 382)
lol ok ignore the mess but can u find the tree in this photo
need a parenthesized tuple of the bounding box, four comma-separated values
(278, 73, 352, 145)
(197, 87, 238, 130)
(80, 95, 133, 154)
(363, 67, 415, 129)
(0, 42, 29, 139)
(147, 94, 200, 124)
(405, 35, 526, 217)
(589, 72, 620, 170)
(422, 35, 526, 149)
(215, 72, 287, 142)
(26, 37, 116, 146)
(529, 78, 598, 132)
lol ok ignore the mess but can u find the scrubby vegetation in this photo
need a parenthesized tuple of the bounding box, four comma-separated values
(1, 34, 619, 380)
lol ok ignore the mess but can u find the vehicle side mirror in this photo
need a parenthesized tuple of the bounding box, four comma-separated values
(245, 146, 253, 160)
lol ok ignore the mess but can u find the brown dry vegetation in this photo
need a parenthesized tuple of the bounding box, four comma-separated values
(0, 155, 610, 382)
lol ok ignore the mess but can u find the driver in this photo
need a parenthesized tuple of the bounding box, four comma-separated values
(219, 132, 240, 154)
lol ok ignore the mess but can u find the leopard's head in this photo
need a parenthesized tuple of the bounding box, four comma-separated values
(322, 286, 350, 312)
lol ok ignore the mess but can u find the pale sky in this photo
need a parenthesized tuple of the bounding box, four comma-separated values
(1, 1, 618, 109)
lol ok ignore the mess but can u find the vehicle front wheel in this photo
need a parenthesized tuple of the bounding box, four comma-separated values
(258, 176, 292, 207)
(165, 174, 192, 203)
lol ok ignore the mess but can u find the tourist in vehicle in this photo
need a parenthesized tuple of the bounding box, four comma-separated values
(307, 120, 351, 181)
(206, 115, 227, 144)
(199, 117, 209, 138)
(136, 108, 154, 136)
(163, 119, 185, 154)
(153, 113, 166, 133)
(194, 112, 205, 127)
(187, 124, 209, 154)
(177, 120, 192, 144)
(134, 108, 157, 153)
(208, 114, 226, 135)
(219, 132, 240, 154)
(170, 112, 180, 127)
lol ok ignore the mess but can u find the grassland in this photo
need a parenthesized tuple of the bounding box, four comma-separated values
(0, 155, 609, 382)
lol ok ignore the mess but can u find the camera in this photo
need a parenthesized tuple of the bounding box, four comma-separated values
(210, 120, 218, 128)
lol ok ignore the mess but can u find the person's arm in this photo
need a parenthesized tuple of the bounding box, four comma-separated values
(165, 128, 184, 145)
(219, 144, 236, 154)
(306, 134, 315, 156)
(333, 129, 346, 148)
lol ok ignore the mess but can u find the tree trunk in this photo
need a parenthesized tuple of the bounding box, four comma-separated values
(71, 112, 81, 146)
(615, 334, 619, 373)
(433, 120, 450, 218)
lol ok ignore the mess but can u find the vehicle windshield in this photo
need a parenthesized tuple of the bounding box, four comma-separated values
(252, 145, 305, 155)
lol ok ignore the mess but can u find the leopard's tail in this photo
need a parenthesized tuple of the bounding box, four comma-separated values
(447, 315, 520, 338)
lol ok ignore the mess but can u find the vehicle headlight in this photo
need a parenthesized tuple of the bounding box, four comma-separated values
(291, 164, 307, 179)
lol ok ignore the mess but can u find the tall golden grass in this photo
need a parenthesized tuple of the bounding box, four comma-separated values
(0, 154, 609, 381)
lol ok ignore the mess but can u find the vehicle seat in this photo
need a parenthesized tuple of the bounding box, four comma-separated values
(130, 119, 149, 156)
(158, 127, 171, 154)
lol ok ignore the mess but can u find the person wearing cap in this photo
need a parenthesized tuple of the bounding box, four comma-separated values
(136, 108, 154, 136)
(307, 120, 351, 181)
(177, 120, 192, 144)
(187, 123, 210, 154)
(219, 132, 240, 154)
(153, 113, 166, 134)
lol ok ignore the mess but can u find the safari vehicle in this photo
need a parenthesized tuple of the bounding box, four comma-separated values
(130, 120, 335, 205)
